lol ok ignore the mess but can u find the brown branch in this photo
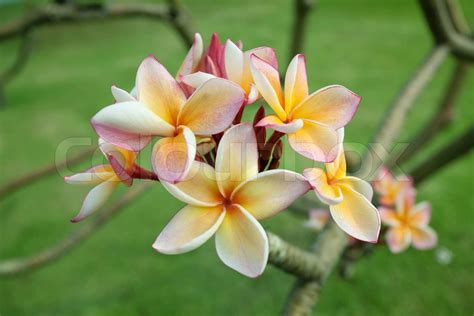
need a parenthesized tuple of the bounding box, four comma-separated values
(0, 31, 34, 107)
(0, 146, 96, 199)
(0, 183, 151, 277)
(288, 0, 316, 60)
(419, 0, 474, 61)
(360, 45, 449, 177)
(410, 126, 473, 184)
(390, 61, 469, 166)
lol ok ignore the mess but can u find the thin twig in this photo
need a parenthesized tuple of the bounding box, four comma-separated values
(410, 126, 473, 184)
(390, 61, 469, 166)
(0, 30, 34, 107)
(0, 183, 151, 277)
(0, 146, 96, 199)
(288, 0, 316, 60)
(360, 45, 449, 178)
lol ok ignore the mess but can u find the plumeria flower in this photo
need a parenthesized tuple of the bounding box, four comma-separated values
(64, 139, 136, 222)
(91, 56, 245, 183)
(250, 54, 360, 162)
(303, 137, 380, 242)
(304, 208, 330, 231)
(373, 166, 412, 206)
(153, 123, 311, 277)
(380, 188, 437, 253)
(178, 33, 277, 105)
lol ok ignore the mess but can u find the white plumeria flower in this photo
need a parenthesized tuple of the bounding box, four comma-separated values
(153, 123, 311, 277)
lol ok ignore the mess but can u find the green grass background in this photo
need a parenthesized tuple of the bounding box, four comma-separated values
(0, 0, 473, 315)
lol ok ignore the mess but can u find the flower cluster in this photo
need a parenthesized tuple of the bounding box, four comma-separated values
(66, 33, 381, 277)
(374, 168, 437, 253)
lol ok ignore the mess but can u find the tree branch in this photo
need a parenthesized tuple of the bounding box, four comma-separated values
(0, 146, 96, 200)
(360, 45, 449, 177)
(288, 0, 316, 61)
(410, 126, 473, 184)
(0, 183, 151, 277)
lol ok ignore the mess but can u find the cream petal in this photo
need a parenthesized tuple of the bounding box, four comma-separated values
(215, 204, 268, 278)
(153, 204, 225, 254)
(176, 33, 204, 77)
(291, 85, 360, 129)
(241, 47, 277, 93)
(288, 120, 339, 162)
(177, 78, 245, 135)
(303, 168, 343, 205)
(256, 116, 303, 134)
(136, 56, 186, 125)
(386, 226, 411, 253)
(152, 126, 196, 183)
(409, 201, 432, 228)
(325, 137, 346, 180)
(336, 176, 373, 201)
(411, 226, 437, 250)
(111, 85, 135, 102)
(284, 54, 308, 112)
(71, 180, 118, 222)
(231, 170, 310, 220)
(180, 71, 216, 89)
(246, 84, 259, 105)
(91, 101, 175, 151)
(329, 186, 381, 242)
(64, 165, 116, 185)
(250, 55, 286, 120)
(224, 39, 244, 84)
(161, 161, 223, 207)
(215, 123, 258, 198)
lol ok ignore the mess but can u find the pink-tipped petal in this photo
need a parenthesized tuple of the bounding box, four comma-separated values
(386, 226, 411, 253)
(111, 85, 135, 102)
(231, 169, 310, 220)
(224, 39, 244, 84)
(177, 33, 204, 77)
(250, 55, 286, 120)
(330, 186, 381, 242)
(409, 201, 432, 228)
(411, 226, 437, 250)
(161, 161, 223, 207)
(177, 78, 245, 135)
(71, 180, 118, 222)
(288, 120, 339, 162)
(303, 168, 343, 205)
(152, 126, 196, 183)
(153, 204, 225, 254)
(215, 123, 258, 198)
(180, 71, 216, 89)
(256, 116, 303, 134)
(91, 101, 175, 151)
(241, 47, 277, 94)
(291, 85, 361, 129)
(284, 54, 308, 112)
(136, 56, 186, 125)
(215, 204, 268, 278)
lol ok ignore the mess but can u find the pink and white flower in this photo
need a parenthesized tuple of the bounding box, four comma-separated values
(303, 137, 381, 242)
(380, 188, 437, 253)
(153, 123, 311, 277)
(91, 56, 245, 183)
(373, 166, 412, 206)
(251, 54, 360, 162)
(178, 33, 277, 105)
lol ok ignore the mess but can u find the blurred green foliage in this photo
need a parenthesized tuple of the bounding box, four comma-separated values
(0, 0, 473, 315)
